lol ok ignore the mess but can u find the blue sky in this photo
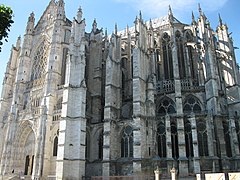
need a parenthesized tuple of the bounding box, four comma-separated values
(0, 0, 239, 91)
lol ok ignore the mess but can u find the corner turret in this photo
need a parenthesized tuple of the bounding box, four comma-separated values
(56, 0, 65, 19)
(25, 12, 35, 35)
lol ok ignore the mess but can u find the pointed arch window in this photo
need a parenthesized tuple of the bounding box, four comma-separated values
(183, 96, 201, 114)
(61, 48, 69, 85)
(176, 31, 186, 79)
(121, 126, 133, 158)
(222, 120, 232, 157)
(31, 41, 49, 81)
(98, 130, 103, 160)
(157, 97, 176, 116)
(85, 131, 90, 160)
(184, 120, 194, 158)
(53, 136, 58, 156)
(171, 121, 179, 159)
(197, 120, 208, 156)
(185, 31, 197, 82)
(157, 121, 166, 158)
(162, 33, 173, 79)
(235, 118, 240, 152)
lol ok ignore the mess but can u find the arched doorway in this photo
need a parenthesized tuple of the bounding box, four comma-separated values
(15, 122, 35, 176)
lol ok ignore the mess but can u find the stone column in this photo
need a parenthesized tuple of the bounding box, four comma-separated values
(170, 25, 188, 176)
(56, 10, 87, 179)
(102, 121, 111, 176)
(214, 116, 230, 171)
(177, 117, 188, 175)
(165, 115, 173, 172)
(133, 117, 142, 175)
(189, 115, 200, 173)
(154, 166, 160, 180)
(32, 104, 47, 180)
(170, 167, 177, 180)
(229, 118, 240, 156)
(229, 117, 240, 170)
(102, 32, 122, 176)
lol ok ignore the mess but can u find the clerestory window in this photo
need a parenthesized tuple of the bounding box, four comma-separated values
(162, 33, 173, 80)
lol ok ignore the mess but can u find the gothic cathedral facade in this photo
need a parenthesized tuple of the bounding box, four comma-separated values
(1, 1, 240, 179)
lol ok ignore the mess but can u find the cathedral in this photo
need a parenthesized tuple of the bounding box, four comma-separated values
(1, 0, 240, 179)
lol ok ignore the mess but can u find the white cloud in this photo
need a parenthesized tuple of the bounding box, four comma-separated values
(115, 0, 228, 17)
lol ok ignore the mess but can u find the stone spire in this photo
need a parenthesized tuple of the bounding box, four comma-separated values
(168, 5, 173, 16)
(198, 3, 203, 16)
(139, 10, 142, 21)
(76, 6, 83, 22)
(58, 0, 64, 7)
(50, 0, 55, 4)
(218, 13, 223, 27)
(191, 11, 196, 25)
(105, 28, 108, 38)
(92, 19, 97, 33)
(26, 12, 35, 34)
(16, 36, 21, 50)
(28, 12, 35, 23)
(149, 18, 153, 29)
(56, 0, 65, 19)
(114, 23, 118, 34)
(168, 5, 174, 23)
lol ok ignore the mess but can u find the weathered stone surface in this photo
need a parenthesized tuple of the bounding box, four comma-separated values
(0, 1, 240, 179)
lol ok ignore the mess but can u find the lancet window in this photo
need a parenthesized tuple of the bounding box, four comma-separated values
(157, 121, 166, 158)
(222, 120, 232, 157)
(121, 126, 133, 158)
(176, 31, 186, 79)
(98, 130, 103, 160)
(171, 120, 179, 159)
(185, 31, 197, 82)
(235, 118, 240, 152)
(184, 120, 194, 157)
(162, 33, 173, 80)
(53, 136, 58, 156)
(197, 120, 208, 156)
(61, 48, 69, 85)
(31, 41, 49, 81)
(85, 130, 90, 160)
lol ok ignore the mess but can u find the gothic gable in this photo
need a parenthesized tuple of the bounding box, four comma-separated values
(34, 1, 57, 34)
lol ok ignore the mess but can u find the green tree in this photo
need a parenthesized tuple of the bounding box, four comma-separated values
(0, 4, 14, 52)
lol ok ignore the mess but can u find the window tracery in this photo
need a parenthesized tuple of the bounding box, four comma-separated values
(197, 120, 208, 156)
(171, 120, 179, 159)
(176, 31, 186, 79)
(185, 31, 198, 83)
(184, 120, 194, 157)
(157, 121, 166, 158)
(222, 120, 232, 157)
(183, 96, 201, 113)
(162, 33, 173, 80)
(121, 126, 133, 158)
(235, 118, 240, 153)
(31, 41, 49, 81)
(157, 97, 176, 116)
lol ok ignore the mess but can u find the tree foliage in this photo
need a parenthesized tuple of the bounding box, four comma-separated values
(0, 4, 14, 52)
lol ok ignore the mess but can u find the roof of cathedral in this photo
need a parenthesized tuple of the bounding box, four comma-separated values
(118, 15, 182, 36)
